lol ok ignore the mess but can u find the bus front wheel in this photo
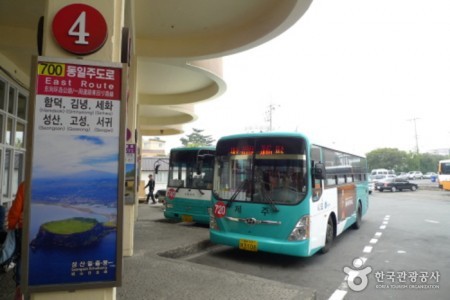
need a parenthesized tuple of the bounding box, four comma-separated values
(352, 202, 362, 230)
(320, 217, 334, 254)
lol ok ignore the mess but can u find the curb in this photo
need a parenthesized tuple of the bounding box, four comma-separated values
(158, 239, 214, 259)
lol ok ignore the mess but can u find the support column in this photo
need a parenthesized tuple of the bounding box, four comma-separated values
(122, 0, 138, 256)
(123, 56, 138, 257)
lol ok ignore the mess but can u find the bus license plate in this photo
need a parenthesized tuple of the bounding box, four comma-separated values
(181, 215, 193, 222)
(239, 239, 258, 252)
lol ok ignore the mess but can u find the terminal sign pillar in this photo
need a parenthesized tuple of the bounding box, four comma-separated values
(27, 1, 126, 300)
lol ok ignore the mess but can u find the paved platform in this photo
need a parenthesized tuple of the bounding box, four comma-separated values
(1, 203, 316, 300)
(116, 203, 316, 299)
(0, 262, 15, 300)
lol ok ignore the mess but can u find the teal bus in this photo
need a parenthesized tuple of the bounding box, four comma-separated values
(164, 147, 215, 224)
(209, 132, 369, 257)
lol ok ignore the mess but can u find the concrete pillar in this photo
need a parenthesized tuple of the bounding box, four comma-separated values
(123, 0, 138, 255)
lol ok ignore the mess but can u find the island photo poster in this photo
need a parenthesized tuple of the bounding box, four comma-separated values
(28, 135, 120, 287)
(22, 57, 125, 292)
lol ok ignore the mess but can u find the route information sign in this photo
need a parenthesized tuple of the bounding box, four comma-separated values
(35, 59, 121, 135)
(24, 56, 125, 292)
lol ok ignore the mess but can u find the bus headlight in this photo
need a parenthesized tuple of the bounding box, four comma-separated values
(288, 215, 310, 241)
(208, 207, 218, 230)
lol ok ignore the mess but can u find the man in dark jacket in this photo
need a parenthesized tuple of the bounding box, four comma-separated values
(145, 174, 156, 204)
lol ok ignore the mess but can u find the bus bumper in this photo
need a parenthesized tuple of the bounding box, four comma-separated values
(210, 230, 312, 257)
(443, 181, 450, 191)
(164, 210, 210, 225)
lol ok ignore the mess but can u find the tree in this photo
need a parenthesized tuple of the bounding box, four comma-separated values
(366, 148, 449, 173)
(417, 153, 448, 172)
(366, 148, 408, 172)
(180, 128, 215, 147)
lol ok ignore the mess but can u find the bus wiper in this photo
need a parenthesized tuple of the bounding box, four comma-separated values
(226, 179, 247, 208)
(212, 190, 221, 199)
(259, 178, 279, 212)
(261, 188, 279, 212)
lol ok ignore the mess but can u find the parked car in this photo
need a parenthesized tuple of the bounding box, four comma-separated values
(396, 172, 408, 180)
(407, 171, 423, 180)
(368, 175, 375, 194)
(372, 174, 396, 184)
(371, 169, 396, 176)
(375, 178, 418, 192)
(423, 172, 437, 179)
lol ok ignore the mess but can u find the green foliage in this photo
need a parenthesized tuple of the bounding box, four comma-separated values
(366, 148, 449, 173)
(419, 153, 447, 172)
(180, 128, 215, 147)
(366, 148, 407, 171)
(43, 217, 96, 234)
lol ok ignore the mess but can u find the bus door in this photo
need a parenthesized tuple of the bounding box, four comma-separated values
(308, 162, 330, 252)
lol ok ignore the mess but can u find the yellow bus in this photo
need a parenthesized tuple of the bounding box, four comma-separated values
(437, 159, 450, 190)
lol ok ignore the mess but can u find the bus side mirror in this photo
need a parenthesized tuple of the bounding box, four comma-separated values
(313, 163, 326, 180)
(155, 164, 160, 174)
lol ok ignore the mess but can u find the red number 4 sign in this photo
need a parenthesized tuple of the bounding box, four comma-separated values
(52, 4, 108, 55)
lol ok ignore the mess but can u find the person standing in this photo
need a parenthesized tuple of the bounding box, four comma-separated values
(8, 181, 25, 300)
(145, 174, 156, 204)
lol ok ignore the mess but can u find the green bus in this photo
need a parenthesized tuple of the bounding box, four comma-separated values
(209, 132, 369, 257)
(164, 147, 215, 224)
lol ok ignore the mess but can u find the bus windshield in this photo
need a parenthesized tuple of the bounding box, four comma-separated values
(168, 149, 215, 190)
(440, 161, 450, 175)
(214, 136, 307, 205)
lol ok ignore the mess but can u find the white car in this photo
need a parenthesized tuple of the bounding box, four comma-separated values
(407, 171, 423, 180)
(423, 172, 437, 179)
(367, 175, 375, 194)
(368, 181, 375, 194)
(396, 172, 408, 180)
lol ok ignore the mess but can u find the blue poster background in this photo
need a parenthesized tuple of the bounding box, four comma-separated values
(28, 135, 119, 285)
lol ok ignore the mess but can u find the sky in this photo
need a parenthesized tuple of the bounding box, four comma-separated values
(159, 0, 450, 156)
(33, 135, 119, 177)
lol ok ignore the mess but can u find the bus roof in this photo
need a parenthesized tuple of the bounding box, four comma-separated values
(218, 131, 308, 141)
(170, 146, 215, 152)
(217, 132, 365, 158)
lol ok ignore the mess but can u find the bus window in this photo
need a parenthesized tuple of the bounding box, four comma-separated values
(311, 145, 323, 201)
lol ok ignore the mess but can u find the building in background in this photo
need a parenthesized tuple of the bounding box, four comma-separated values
(139, 157, 169, 202)
(139, 137, 169, 201)
(141, 137, 167, 158)
(428, 148, 450, 156)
